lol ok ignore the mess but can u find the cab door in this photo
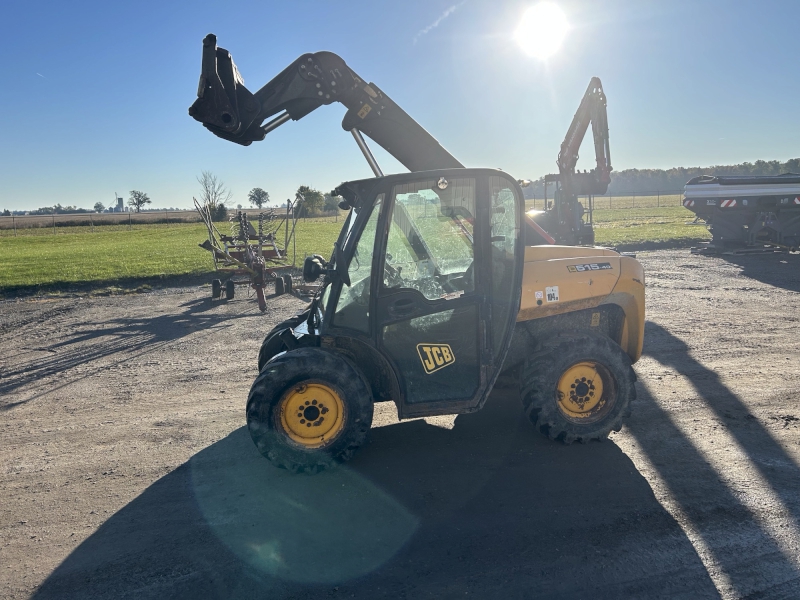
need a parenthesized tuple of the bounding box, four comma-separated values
(375, 170, 524, 418)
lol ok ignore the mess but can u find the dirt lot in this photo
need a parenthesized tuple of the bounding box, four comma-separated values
(2, 249, 800, 599)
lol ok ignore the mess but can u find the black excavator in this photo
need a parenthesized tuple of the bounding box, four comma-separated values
(528, 77, 612, 246)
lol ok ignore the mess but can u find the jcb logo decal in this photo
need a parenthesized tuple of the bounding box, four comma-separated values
(417, 344, 455, 374)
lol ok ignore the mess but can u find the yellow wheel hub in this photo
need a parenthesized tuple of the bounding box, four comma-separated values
(279, 382, 345, 448)
(556, 362, 608, 421)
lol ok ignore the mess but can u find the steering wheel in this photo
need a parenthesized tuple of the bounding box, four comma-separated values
(384, 260, 404, 288)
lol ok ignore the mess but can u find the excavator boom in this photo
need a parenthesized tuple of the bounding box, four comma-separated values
(556, 76, 612, 196)
(531, 77, 612, 246)
(189, 34, 463, 173)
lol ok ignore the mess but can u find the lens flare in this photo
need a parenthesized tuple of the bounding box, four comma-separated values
(515, 3, 569, 60)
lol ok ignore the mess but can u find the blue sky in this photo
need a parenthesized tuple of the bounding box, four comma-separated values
(1, 0, 798, 211)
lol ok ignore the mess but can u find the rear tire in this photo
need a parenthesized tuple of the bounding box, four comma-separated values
(225, 279, 235, 300)
(519, 333, 636, 443)
(283, 274, 293, 293)
(275, 277, 285, 295)
(247, 348, 374, 473)
(211, 279, 222, 299)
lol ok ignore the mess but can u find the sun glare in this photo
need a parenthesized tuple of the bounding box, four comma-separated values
(515, 3, 569, 60)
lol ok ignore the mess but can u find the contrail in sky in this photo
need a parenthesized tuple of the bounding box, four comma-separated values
(413, 1, 466, 44)
(36, 73, 45, 78)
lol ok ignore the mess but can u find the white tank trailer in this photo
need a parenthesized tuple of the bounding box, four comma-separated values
(683, 173, 800, 249)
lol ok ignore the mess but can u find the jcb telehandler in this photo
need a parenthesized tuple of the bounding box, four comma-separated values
(190, 35, 645, 473)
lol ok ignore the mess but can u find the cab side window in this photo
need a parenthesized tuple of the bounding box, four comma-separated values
(333, 195, 383, 332)
(383, 179, 476, 300)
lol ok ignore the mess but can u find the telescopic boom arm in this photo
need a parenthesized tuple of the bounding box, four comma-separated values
(189, 34, 463, 173)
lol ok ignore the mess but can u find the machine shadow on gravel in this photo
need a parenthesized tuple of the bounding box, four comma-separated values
(717, 251, 800, 293)
(0, 298, 258, 409)
(628, 321, 800, 596)
(32, 393, 717, 600)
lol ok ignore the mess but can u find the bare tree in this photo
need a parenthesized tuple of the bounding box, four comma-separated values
(128, 190, 151, 213)
(197, 171, 233, 211)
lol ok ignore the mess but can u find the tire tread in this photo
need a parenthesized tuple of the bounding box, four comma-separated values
(519, 333, 636, 444)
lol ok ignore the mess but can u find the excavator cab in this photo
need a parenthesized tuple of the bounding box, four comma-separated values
(248, 169, 524, 472)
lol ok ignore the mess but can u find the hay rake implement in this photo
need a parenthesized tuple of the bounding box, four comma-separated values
(194, 194, 302, 311)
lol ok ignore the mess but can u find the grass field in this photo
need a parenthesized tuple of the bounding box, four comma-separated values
(593, 206, 709, 246)
(0, 220, 342, 292)
(0, 206, 709, 293)
(523, 196, 709, 247)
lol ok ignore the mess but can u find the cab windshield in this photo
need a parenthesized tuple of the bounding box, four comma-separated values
(319, 196, 382, 326)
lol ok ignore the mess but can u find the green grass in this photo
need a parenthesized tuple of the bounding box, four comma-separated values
(522, 197, 710, 246)
(0, 207, 709, 293)
(0, 220, 341, 292)
(592, 206, 710, 247)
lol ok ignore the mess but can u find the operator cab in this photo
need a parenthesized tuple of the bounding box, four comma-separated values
(313, 168, 525, 418)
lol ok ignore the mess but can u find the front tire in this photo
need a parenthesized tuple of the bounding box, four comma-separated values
(520, 333, 636, 443)
(257, 313, 308, 371)
(247, 348, 374, 473)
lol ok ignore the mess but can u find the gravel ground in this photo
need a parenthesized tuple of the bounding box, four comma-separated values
(1, 249, 799, 599)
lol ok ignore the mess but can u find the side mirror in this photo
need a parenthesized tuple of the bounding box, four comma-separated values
(303, 254, 327, 282)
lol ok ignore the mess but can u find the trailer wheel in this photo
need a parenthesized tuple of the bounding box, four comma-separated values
(211, 279, 222, 299)
(257, 314, 307, 371)
(247, 348, 374, 473)
(275, 277, 285, 295)
(225, 280, 235, 300)
(519, 333, 636, 443)
(283, 274, 293, 293)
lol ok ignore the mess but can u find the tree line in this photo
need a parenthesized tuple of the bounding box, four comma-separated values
(196, 172, 339, 221)
(524, 158, 800, 197)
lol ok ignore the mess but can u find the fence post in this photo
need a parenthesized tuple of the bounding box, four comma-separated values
(128, 212, 132, 231)
(53, 214, 56, 235)
(12, 215, 16, 237)
(285, 201, 290, 249)
(90, 213, 94, 233)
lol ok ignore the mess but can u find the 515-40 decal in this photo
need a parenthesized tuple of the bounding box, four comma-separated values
(567, 262, 613, 273)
